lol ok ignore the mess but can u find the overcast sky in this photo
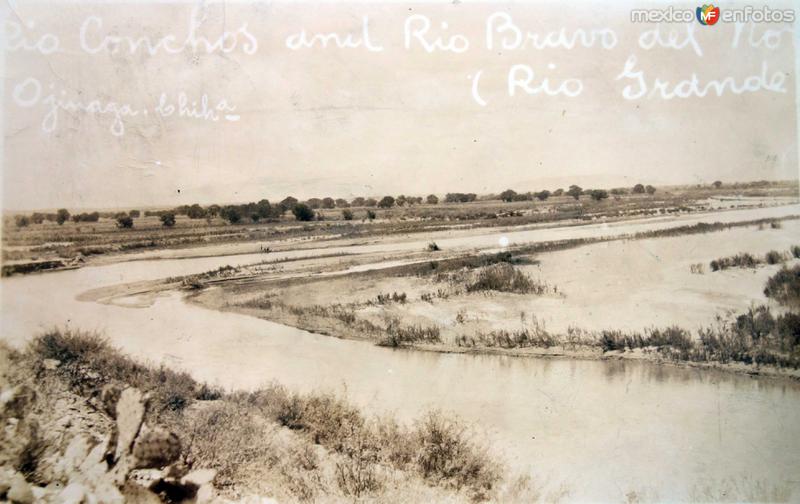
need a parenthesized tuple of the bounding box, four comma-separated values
(2, 1, 798, 211)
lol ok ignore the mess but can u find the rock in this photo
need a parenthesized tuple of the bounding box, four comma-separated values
(132, 428, 181, 469)
(114, 388, 145, 462)
(55, 435, 90, 478)
(0, 385, 35, 418)
(42, 359, 61, 370)
(0, 470, 12, 496)
(7, 473, 33, 504)
(181, 468, 216, 487)
(58, 482, 87, 504)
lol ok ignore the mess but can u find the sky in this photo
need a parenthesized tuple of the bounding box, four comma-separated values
(1, 1, 798, 211)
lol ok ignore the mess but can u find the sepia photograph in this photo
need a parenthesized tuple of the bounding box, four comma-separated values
(1, 0, 799, 502)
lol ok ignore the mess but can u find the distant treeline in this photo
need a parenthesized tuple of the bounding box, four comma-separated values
(11, 179, 779, 228)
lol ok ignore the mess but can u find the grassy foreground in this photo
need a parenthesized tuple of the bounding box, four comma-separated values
(0, 329, 541, 503)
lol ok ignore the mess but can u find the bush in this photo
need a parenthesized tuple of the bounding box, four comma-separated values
(426, 194, 439, 204)
(589, 189, 609, 201)
(292, 203, 315, 221)
(378, 196, 395, 208)
(160, 213, 176, 227)
(129, 209, 140, 218)
(466, 263, 548, 294)
(792, 246, 800, 259)
(28, 329, 210, 419)
(414, 412, 498, 499)
(709, 252, 760, 271)
(632, 183, 645, 194)
(764, 265, 800, 307)
(116, 216, 134, 228)
(341, 209, 354, 220)
(566, 185, 582, 200)
(56, 208, 70, 225)
(427, 242, 440, 252)
(366, 210, 376, 220)
(765, 250, 785, 265)
(15, 215, 30, 227)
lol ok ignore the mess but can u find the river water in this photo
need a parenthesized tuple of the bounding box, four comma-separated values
(2, 205, 800, 501)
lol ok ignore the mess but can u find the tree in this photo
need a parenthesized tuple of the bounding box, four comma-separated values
(553, 188, 564, 197)
(342, 209, 354, 220)
(335, 198, 350, 208)
(499, 189, 517, 202)
(292, 203, 314, 221)
(116, 216, 134, 228)
(15, 215, 30, 228)
(206, 205, 221, 218)
(364, 198, 377, 207)
(322, 197, 335, 209)
(56, 208, 70, 225)
(250, 214, 260, 223)
(31, 213, 45, 224)
(378, 196, 395, 208)
(279, 197, 298, 213)
(160, 213, 176, 227)
(396, 195, 407, 207)
(645, 185, 656, 195)
(256, 199, 272, 219)
(590, 189, 609, 201)
(632, 184, 646, 194)
(129, 210, 140, 218)
(567, 185, 582, 200)
(713, 180, 723, 189)
(426, 194, 439, 205)
(225, 207, 242, 224)
(610, 188, 627, 196)
(187, 204, 206, 219)
(535, 190, 551, 201)
(351, 197, 366, 207)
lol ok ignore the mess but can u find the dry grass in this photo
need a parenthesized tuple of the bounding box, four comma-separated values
(13, 329, 506, 502)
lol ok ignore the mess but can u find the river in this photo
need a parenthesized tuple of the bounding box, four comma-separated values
(2, 204, 800, 501)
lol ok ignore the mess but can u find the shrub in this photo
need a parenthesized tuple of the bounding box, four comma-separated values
(225, 207, 242, 224)
(765, 250, 785, 265)
(341, 209, 354, 220)
(28, 329, 209, 419)
(770, 221, 782, 229)
(776, 313, 800, 349)
(414, 412, 499, 499)
(791, 246, 800, 259)
(15, 215, 30, 227)
(566, 185, 582, 200)
(129, 209, 140, 218)
(427, 242, 440, 252)
(426, 194, 439, 204)
(292, 203, 315, 222)
(116, 216, 134, 228)
(499, 189, 517, 202)
(632, 183, 645, 194)
(764, 265, 800, 306)
(160, 213, 176, 227)
(466, 263, 548, 294)
(709, 252, 760, 271)
(56, 208, 70, 225)
(645, 185, 656, 195)
(366, 210, 376, 220)
(589, 189, 609, 201)
(378, 196, 395, 208)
